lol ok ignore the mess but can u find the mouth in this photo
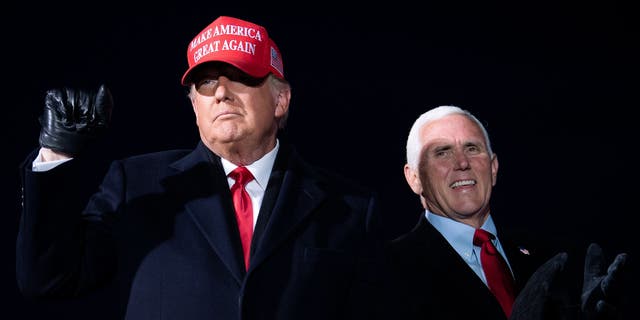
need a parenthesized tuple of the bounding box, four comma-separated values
(215, 110, 240, 121)
(450, 179, 476, 189)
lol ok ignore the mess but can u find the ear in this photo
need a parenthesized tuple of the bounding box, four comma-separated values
(491, 153, 499, 186)
(404, 164, 423, 195)
(274, 87, 291, 118)
(189, 86, 199, 115)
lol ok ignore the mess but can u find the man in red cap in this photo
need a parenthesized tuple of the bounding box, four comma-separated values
(16, 16, 386, 320)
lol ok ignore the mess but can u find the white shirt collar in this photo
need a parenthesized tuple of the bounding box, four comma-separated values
(220, 139, 279, 190)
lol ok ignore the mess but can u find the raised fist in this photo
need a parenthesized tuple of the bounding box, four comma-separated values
(38, 84, 113, 156)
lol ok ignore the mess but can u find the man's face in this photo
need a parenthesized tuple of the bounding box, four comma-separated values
(189, 63, 282, 153)
(411, 114, 498, 223)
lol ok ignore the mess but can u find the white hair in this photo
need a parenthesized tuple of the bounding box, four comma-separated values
(405, 105, 493, 169)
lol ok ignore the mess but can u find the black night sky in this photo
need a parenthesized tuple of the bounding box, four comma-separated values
(3, 1, 638, 319)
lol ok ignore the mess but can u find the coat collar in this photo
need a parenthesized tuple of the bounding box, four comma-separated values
(165, 141, 328, 282)
(398, 214, 541, 291)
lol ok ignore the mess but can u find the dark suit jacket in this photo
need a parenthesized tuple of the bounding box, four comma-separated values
(386, 214, 550, 320)
(16, 141, 385, 320)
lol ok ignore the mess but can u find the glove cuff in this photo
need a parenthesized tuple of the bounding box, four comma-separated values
(39, 127, 96, 156)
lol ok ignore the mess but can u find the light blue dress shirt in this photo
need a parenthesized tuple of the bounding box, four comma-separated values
(425, 210, 514, 285)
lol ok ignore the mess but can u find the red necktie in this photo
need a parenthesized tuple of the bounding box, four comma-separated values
(473, 229, 516, 317)
(229, 166, 254, 270)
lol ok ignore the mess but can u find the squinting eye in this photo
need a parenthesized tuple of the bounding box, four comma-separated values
(199, 79, 218, 86)
(434, 150, 448, 158)
(195, 79, 218, 96)
(467, 145, 481, 153)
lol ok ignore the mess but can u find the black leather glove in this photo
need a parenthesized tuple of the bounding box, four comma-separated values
(38, 84, 113, 156)
(581, 243, 628, 320)
(510, 252, 569, 320)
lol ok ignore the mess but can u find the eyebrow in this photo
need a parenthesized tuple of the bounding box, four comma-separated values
(429, 139, 484, 150)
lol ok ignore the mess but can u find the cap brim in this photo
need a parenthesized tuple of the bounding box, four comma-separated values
(181, 55, 269, 85)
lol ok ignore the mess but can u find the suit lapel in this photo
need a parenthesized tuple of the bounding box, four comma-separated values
(167, 143, 245, 283)
(418, 217, 495, 290)
(393, 216, 506, 318)
(422, 217, 508, 317)
(500, 231, 545, 292)
(165, 142, 330, 278)
(185, 189, 246, 283)
(249, 147, 325, 270)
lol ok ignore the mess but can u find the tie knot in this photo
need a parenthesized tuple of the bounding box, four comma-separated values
(473, 229, 496, 246)
(230, 166, 254, 186)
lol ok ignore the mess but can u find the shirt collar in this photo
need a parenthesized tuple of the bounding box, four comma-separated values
(220, 139, 279, 190)
(425, 210, 498, 262)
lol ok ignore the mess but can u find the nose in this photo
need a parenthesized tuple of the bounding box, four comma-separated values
(453, 151, 470, 170)
(214, 76, 233, 103)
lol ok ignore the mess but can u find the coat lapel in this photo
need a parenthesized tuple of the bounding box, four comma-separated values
(166, 143, 245, 283)
(164, 142, 329, 278)
(249, 148, 325, 270)
(500, 231, 547, 293)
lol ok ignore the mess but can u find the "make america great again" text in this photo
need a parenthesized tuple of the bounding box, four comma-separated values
(191, 24, 263, 62)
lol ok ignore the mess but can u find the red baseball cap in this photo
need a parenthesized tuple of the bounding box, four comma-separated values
(181, 16, 285, 85)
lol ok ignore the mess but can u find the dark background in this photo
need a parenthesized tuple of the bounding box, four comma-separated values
(3, 1, 638, 319)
